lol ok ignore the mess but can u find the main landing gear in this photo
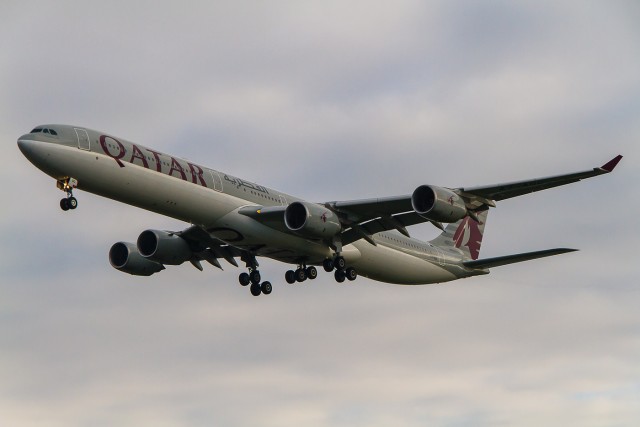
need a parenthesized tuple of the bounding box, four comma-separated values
(323, 255, 357, 283)
(284, 264, 318, 284)
(238, 254, 272, 297)
(57, 178, 78, 211)
(238, 253, 356, 296)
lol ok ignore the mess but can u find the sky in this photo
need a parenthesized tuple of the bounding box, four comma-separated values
(1, 1, 639, 426)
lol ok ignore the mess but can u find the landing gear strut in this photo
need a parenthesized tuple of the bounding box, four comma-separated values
(239, 253, 272, 296)
(57, 178, 78, 211)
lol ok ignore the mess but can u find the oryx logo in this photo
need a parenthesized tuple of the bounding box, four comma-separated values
(321, 212, 327, 223)
(453, 216, 483, 260)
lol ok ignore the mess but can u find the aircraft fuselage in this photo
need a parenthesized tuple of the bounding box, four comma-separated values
(18, 124, 470, 285)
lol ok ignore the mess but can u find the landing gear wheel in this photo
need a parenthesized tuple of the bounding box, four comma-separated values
(250, 283, 262, 296)
(68, 196, 78, 209)
(285, 270, 296, 284)
(60, 198, 70, 211)
(239, 272, 250, 286)
(345, 267, 357, 281)
(334, 256, 346, 270)
(261, 281, 272, 295)
(306, 266, 318, 280)
(249, 270, 261, 285)
(335, 269, 346, 283)
(323, 258, 334, 272)
(295, 268, 307, 282)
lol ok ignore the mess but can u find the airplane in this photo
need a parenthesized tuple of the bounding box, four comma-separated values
(17, 125, 622, 296)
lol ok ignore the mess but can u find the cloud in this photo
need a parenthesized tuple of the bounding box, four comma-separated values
(1, 1, 639, 426)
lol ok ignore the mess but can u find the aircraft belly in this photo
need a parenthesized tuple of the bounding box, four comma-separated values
(351, 241, 457, 285)
(212, 211, 335, 263)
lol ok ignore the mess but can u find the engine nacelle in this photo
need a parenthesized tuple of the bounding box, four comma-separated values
(411, 185, 468, 223)
(137, 229, 193, 265)
(109, 242, 165, 276)
(284, 201, 342, 239)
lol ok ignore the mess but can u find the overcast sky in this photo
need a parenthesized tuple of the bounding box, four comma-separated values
(1, 1, 639, 426)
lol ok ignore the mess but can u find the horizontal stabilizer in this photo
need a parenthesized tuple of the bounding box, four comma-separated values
(463, 248, 578, 269)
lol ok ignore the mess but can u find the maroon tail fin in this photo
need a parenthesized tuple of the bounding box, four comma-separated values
(429, 210, 489, 260)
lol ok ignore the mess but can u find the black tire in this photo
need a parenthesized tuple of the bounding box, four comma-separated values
(250, 270, 261, 285)
(334, 269, 346, 283)
(239, 272, 250, 286)
(295, 268, 307, 282)
(323, 258, 334, 272)
(60, 198, 70, 211)
(250, 283, 261, 296)
(306, 266, 318, 280)
(68, 197, 78, 209)
(261, 281, 272, 295)
(285, 270, 296, 284)
(334, 256, 346, 270)
(345, 267, 357, 281)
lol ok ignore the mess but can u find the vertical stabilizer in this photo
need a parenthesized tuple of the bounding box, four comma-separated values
(429, 210, 489, 260)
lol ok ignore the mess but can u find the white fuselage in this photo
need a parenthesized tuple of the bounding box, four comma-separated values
(18, 125, 478, 285)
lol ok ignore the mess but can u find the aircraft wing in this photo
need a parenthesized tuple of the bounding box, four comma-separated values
(177, 225, 243, 269)
(327, 197, 422, 245)
(328, 155, 622, 246)
(459, 155, 622, 201)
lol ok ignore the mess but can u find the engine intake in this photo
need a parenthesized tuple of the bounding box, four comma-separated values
(284, 201, 341, 239)
(411, 185, 468, 223)
(137, 229, 193, 265)
(109, 242, 164, 276)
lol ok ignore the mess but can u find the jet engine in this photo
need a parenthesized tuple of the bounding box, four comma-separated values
(411, 185, 468, 223)
(137, 229, 193, 265)
(109, 242, 165, 276)
(284, 201, 342, 239)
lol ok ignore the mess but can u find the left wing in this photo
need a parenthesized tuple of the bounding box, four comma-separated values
(178, 225, 243, 270)
(328, 155, 622, 246)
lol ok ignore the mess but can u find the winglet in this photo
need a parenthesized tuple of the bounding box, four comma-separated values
(601, 155, 623, 172)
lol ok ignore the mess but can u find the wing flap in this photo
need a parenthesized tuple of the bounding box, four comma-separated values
(463, 248, 578, 269)
(178, 225, 242, 268)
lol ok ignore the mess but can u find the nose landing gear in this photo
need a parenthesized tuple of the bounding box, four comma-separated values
(57, 178, 78, 211)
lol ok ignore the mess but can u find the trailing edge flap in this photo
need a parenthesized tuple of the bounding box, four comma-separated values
(178, 225, 242, 267)
(463, 248, 578, 270)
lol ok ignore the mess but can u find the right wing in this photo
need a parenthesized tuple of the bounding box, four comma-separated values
(328, 155, 622, 246)
(459, 155, 622, 201)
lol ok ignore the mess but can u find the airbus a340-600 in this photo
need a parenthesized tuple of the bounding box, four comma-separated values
(18, 125, 622, 296)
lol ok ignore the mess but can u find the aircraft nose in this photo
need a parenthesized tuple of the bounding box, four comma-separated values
(17, 136, 33, 155)
(17, 136, 42, 164)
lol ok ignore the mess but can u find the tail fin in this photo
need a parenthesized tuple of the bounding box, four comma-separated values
(429, 210, 489, 260)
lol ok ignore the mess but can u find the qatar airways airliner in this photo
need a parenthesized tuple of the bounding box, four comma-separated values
(18, 125, 622, 296)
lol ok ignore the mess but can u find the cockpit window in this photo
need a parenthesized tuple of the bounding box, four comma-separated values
(30, 127, 58, 135)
